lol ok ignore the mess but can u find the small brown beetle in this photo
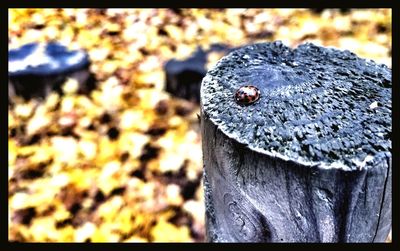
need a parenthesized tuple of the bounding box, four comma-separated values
(234, 85, 260, 105)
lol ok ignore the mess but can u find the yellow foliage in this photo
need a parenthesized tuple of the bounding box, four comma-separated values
(151, 220, 192, 242)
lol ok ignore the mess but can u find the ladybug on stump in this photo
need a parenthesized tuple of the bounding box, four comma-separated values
(234, 85, 260, 105)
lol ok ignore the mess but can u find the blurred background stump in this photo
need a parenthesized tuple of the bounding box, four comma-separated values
(8, 42, 96, 101)
(164, 43, 232, 103)
(200, 41, 391, 242)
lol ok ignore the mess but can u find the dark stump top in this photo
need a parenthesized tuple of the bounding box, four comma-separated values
(8, 42, 90, 77)
(164, 43, 233, 76)
(201, 41, 391, 171)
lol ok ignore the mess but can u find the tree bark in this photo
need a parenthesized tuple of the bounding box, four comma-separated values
(200, 41, 392, 242)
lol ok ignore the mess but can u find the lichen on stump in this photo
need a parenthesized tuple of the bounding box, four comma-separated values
(200, 41, 391, 242)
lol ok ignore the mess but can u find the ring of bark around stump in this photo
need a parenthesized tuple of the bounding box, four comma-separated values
(201, 41, 392, 171)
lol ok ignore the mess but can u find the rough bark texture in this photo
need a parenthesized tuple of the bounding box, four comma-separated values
(200, 41, 391, 243)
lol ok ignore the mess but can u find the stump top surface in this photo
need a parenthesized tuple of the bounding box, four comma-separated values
(201, 41, 391, 171)
(9, 42, 90, 77)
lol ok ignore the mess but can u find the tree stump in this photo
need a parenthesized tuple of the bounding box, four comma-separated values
(200, 41, 392, 242)
(8, 42, 95, 101)
(164, 43, 232, 103)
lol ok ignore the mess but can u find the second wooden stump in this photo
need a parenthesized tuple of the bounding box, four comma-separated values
(200, 42, 392, 242)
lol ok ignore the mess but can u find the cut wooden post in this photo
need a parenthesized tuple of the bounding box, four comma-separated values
(164, 44, 233, 103)
(8, 42, 95, 101)
(200, 41, 392, 242)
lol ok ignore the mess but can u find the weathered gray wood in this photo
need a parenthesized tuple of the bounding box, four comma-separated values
(9, 68, 94, 101)
(164, 44, 232, 103)
(8, 42, 95, 101)
(200, 41, 391, 242)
